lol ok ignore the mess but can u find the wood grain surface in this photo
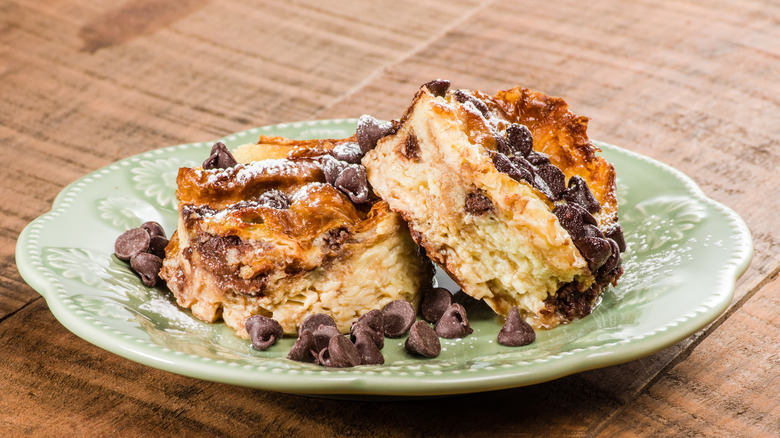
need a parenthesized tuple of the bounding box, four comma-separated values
(1, 0, 778, 436)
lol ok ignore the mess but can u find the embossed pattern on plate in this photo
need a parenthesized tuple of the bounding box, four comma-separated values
(16, 119, 752, 396)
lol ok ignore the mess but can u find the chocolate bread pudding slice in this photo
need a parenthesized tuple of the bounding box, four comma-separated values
(160, 137, 433, 338)
(360, 80, 625, 329)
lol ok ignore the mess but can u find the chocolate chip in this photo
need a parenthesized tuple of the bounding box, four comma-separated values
(423, 79, 451, 97)
(313, 325, 342, 352)
(564, 176, 601, 213)
(464, 191, 494, 215)
(352, 328, 384, 365)
(324, 227, 350, 250)
(321, 335, 361, 368)
(245, 315, 284, 350)
(141, 221, 166, 238)
(506, 124, 533, 157)
(356, 115, 394, 154)
(421, 287, 452, 324)
(581, 224, 605, 239)
(494, 135, 511, 157)
(130, 252, 163, 287)
(536, 164, 566, 200)
(355, 309, 384, 332)
(319, 156, 345, 185)
(351, 322, 383, 354)
(202, 141, 237, 170)
(148, 235, 169, 258)
(497, 306, 536, 347)
(571, 203, 598, 226)
(598, 238, 622, 275)
(299, 313, 337, 335)
(492, 152, 533, 183)
(329, 141, 364, 164)
(402, 133, 420, 160)
(405, 321, 441, 358)
(334, 164, 369, 204)
(434, 303, 473, 339)
(382, 300, 416, 338)
(453, 89, 489, 116)
(287, 330, 318, 363)
(554, 204, 584, 238)
(532, 173, 555, 199)
(510, 156, 536, 181)
(492, 152, 519, 177)
(255, 189, 289, 209)
(574, 236, 612, 271)
(350, 309, 384, 349)
(321, 155, 371, 204)
(526, 151, 550, 166)
(115, 228, 151, 261)
(605, 224, 627, 252)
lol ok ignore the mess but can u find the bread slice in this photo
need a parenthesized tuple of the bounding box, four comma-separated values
(161, 137, 433, 337)
(361, 81, 625, 328)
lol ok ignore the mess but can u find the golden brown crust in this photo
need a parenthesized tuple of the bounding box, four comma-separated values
(175, 159, 323, 209)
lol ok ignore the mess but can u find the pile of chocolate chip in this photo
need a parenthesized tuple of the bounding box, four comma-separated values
(246, 299, 425, 367)
(246, 287, 538, 368)
(114, 221, 169, 287)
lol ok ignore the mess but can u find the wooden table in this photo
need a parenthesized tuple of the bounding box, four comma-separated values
(2, 0, 778, 436)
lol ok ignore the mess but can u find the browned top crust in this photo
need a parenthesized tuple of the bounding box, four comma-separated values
(173, 137, 390, 295)
(489, 87, 617, 221)
(177, 135, 358, 209)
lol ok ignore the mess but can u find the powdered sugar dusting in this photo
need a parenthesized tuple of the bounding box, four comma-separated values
(318, 155, 347, 184)
(202, 208, 230, 223)
(461, 100, 485, 120)
(196, 197, 292, 225)
(460, 96, 512, 137)
(291, 182, 328, 203)
(197, 159, 301, 186)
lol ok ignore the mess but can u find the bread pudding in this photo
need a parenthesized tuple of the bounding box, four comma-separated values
(160, 137, 433, 338)
(360, 80, 625, 329)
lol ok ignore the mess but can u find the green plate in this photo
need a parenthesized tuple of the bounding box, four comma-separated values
(15, 119, 752, 397)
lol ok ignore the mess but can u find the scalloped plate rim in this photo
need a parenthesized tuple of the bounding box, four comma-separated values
(15, 118, 753, 397)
